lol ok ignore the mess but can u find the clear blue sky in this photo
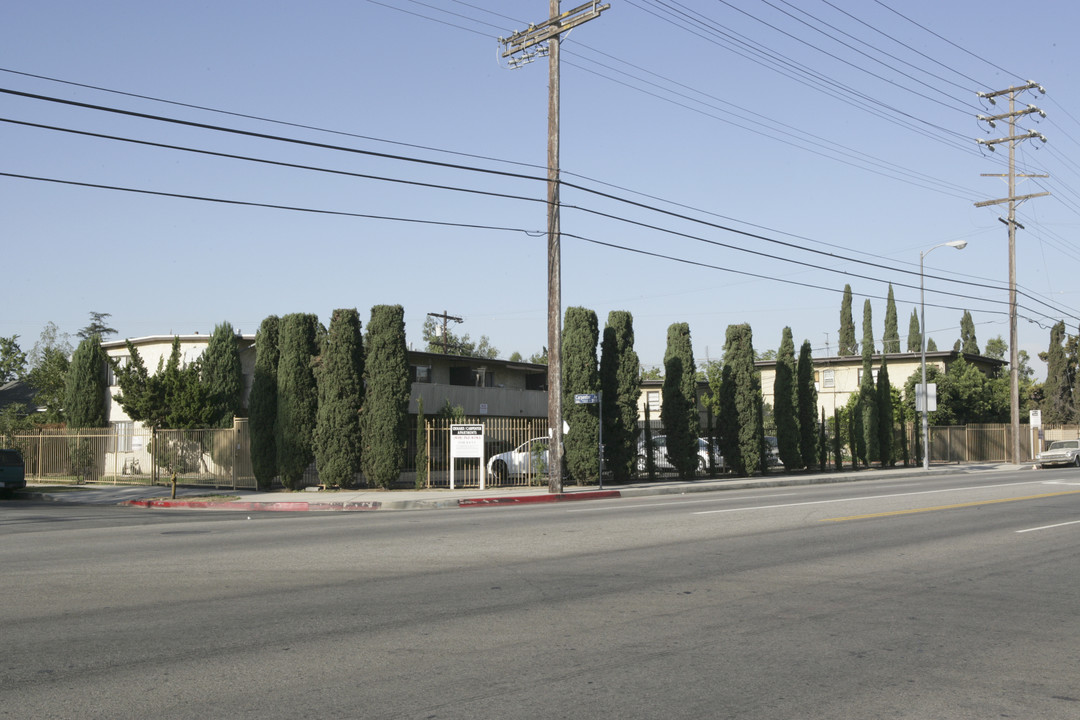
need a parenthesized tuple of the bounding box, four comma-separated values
(4, 1, 1079, 380)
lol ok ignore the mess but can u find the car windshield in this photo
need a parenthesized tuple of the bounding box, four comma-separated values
(1048, 441, 1079, 450)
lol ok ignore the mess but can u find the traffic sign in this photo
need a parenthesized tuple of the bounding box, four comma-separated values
(574, 393, 599, 404)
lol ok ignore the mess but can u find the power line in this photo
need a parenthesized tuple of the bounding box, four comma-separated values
(0, 169, 1000, 319)
(870, 0, 1025, 82)
(7, 84, 1077, 323)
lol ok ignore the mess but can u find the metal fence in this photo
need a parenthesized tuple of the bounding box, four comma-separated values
(4, 419, 1060, 490)
(2, 421, 258, 488)
(420, 417, 551, 488)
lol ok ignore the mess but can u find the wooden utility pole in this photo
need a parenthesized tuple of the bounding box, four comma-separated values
(975, 82, 1049, 464)
(426, 310, 463, 355)
(500, 1, 609, 493)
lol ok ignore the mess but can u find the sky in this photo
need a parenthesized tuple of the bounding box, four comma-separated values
(4, 1, 1080, 381)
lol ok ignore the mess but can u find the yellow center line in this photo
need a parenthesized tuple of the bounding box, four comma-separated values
(821, 489, 1080, 522)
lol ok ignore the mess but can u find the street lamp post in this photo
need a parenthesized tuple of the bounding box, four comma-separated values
(920, 240, 967, 470)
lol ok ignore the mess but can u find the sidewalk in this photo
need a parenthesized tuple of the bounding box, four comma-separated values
(14, 462, 1027, 512)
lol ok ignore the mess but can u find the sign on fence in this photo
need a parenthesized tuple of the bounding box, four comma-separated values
(449, 424, 485, 490)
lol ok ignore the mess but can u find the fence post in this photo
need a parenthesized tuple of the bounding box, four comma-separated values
(151, 427, 158, 486)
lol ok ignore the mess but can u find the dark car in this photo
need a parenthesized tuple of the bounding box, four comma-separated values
(0, 448, 26, 491)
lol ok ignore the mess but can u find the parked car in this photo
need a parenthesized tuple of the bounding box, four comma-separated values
(1036, 439, 1080, 468)
(487, 437, 551, 482)
(636, 435, 724, 473)
(765, 436, 782, 468)
(0, 448, 26, 491)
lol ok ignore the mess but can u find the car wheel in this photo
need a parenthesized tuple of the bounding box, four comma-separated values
(490, 460, 508, 484)
(1073, 455, 1080, 468)
(636, 454, 648, 472)
(697, 456, 707, 474)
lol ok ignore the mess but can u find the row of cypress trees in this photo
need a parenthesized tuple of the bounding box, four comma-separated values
(248, 305, 409, 490)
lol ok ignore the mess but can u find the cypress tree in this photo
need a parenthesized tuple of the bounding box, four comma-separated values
(65, 334, 108, 483)
(927, 338, 938, 352)
(832, 408, 842, 471)
(314, 308, 364, 489)
(65, 335, 108, 429)
(773, 327, 801, 470)
(838, 285, 858, 356)
(717, 363, 739, 475)
(361, 305, 410, 489)
(849, 396, 863, 467)
(562, 307, 600, 485)
(599, 311, 641, 483)
(276, 313, 320, 490)
(201, 321, 243, 428)
(723, 324, 764, 476)
(860, 299, 879, 464)
(661, 322, 699, 479)
(907, 309, 922, 353)
(959, 310, 980, 355)
(1043, 321, 1070, 424)
(883, 285, 900, 353)
(249, 316, 279, 490)
(415, 397, 427, 489)
(818, 407, 827, 471)
(876, 357, 894, 467)
(797, 339, 818, 470)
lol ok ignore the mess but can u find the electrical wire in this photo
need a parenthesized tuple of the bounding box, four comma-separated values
(0, 169, 1011, 320)
(7, 84, 1079, 324)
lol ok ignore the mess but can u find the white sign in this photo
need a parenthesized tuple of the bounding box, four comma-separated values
(915, 384, 937, 413)
(479, 403, 488, 415)
(449, 424, 485, 491)
(1030, 409, 1042, 428)
(450, 424, 484, 458)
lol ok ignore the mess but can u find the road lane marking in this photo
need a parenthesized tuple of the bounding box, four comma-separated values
(1016, 519, 1080, 533)
(565, 493, 797, 513)
(691, 480, 1046, 516)
(821, 489, 1080, 522)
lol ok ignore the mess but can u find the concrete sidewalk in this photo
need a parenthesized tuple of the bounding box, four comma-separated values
(14, 462, 1028, 512)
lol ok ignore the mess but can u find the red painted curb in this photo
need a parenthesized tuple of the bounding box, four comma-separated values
(458, 490, 621, 507)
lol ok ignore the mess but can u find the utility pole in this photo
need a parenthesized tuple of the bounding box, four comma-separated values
(427, 310, 463, 355)
(500, 1, 609, 493)
(975, 81, 1049, 464)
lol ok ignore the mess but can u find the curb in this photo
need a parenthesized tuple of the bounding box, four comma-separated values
(458, 490, 622, 507)
(24, 463, 1021, 513)
(120, 499, 383, 511)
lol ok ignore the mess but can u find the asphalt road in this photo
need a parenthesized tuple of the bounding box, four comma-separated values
(3, 468, 1080, 719)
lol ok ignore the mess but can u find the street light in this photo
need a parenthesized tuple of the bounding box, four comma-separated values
(920, 240, 967, 470)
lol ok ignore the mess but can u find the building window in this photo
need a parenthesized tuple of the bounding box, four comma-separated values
(107, 355, 129, 386)
(410, 365, 432, 384)
(647, 391, 660, 412)
(109, 421, 134, 453)
(822, 369, 835, 388)
(857, 368, 880, 385)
